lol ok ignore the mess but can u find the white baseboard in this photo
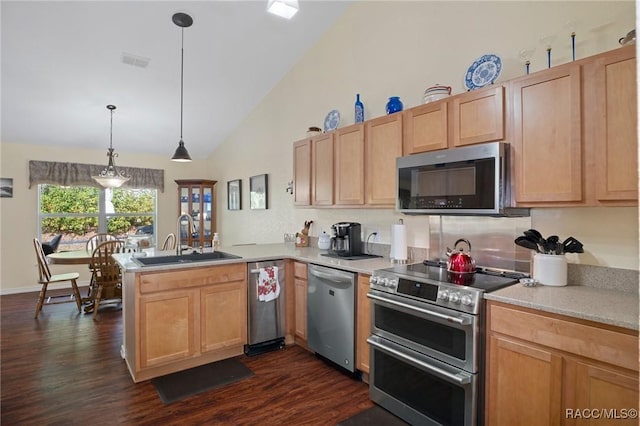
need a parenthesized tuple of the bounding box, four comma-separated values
(1, 280, 91, 296)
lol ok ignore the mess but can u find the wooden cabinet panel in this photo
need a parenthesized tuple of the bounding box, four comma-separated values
(293, 139, 312, 206)
(452, 85, 505, 147)
(201, 281, 247, 352)
(138, 289, 196, 369)
(311, 133, 334, 205)
(487, 335, 563, 426)
(335, 124, 365, 205)
(511, 63, 583, 203)
(294, 277, 307, 340)
(403, 101, 448, 154)
(592, 46, 638, 202)
(365, 114, 403, 206)
(294, 261, 307, 279)
(566, 360, 639, 425)
(356, 274, 371, 374)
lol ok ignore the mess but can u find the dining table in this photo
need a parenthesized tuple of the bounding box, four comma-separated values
(47, 249, 92, 265)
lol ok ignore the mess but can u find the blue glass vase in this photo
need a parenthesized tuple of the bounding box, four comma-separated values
(386, 96, 403, 114)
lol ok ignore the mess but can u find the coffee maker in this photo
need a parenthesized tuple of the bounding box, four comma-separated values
(329, 222, 363, 257)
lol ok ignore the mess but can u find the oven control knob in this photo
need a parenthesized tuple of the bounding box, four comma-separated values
(461, 294, 473, 306)
(369, 276, 379, 285)
(448, 292, 460, 303)
(438, 289, 449, 300)
(382, 278, 392, 287)
(387, 279, 398, 289)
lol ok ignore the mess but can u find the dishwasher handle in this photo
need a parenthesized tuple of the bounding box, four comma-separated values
(308, 266, 353, 283)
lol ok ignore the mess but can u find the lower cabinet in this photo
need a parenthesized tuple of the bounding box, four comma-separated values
(293, 261, 308, 346)
(486, 301, 639, 425)
(356, 274, 371, 376)
(130, 263, 247, 382)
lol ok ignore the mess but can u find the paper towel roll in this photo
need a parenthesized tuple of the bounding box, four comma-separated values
(390, 223, 407, 262)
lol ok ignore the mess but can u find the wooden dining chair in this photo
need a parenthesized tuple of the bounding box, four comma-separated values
(161, 233, 177, 251)
(89, 239, 125, 321)
(86, 233, 118, 295)
(33, 238, 82, 318)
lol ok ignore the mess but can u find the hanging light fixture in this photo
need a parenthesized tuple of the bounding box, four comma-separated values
(267, 0, 299, 19)
(171, 12, 193, 162)
(92, 105, 130, 188)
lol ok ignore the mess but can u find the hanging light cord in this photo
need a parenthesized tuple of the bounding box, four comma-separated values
(180, 26, 184, 141)
(109, 107, 114, 149)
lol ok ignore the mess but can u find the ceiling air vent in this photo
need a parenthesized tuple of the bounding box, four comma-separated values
(121, 52, 150, 68)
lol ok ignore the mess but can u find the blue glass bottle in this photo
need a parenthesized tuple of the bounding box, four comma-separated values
(386, 96, 403, 114)
(355, 93, 364, 123)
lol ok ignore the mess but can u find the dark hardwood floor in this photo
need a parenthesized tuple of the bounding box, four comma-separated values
(1, 288, 373, 425)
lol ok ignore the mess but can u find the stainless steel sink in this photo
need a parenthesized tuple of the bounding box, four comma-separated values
(132, 251, 242, 266)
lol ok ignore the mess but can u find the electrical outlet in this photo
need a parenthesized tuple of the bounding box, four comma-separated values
(369, 229, 381, 243)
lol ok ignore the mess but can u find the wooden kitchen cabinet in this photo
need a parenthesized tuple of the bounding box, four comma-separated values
(356, 274, 371, 376)
(403, 85, 505, 154)
(129, 263, 247, 382)
(510, 63, 583, 204)
(175, 179, 217, 248)
(293, 261, 308, 346)
(587, 45, 637, 204)
(335, 124, 365, 205)
(486, 301, 639, 425)
(292, 133, 334, 207)
(293, 139, 312, 206)
(365, 113, 403, 206)
(511, 45, 637, 207)
(403, 100, 449, 154)
(452, 85, 504, 147)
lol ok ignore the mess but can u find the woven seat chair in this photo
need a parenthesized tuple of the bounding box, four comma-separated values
(33, 238, 82, 318)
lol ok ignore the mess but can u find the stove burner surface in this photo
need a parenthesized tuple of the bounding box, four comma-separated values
(381, 260, 524, 292)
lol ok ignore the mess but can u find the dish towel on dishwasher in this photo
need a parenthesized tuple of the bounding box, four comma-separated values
(258, 266, 280, 302)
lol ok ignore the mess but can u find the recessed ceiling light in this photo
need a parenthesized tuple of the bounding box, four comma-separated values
(267, 0, 299, 19)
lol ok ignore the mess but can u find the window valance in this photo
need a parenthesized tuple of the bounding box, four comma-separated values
(28, 160, 164, 192)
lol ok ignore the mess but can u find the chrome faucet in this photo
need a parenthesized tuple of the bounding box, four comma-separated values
(176, 214, 194, 255)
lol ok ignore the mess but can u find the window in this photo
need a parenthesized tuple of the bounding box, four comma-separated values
(38, 184, 157, 251)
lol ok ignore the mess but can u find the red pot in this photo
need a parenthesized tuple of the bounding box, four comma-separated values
(446, 238, 476, 274)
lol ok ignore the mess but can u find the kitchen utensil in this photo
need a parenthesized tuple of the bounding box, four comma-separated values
(514, 236, 540, 252)
(446, 238, 476, 273)
(524, 229, 547, 253)
(619, 29, 636, 45)
(562, 236, 584, 253)
(546, 235, 560, 254)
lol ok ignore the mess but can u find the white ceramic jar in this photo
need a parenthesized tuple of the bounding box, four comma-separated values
(532, 254, 567, 286)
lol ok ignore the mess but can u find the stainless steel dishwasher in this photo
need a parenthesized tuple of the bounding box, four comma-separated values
(245, 260, 286, 356)
(307, 264, 356, 372)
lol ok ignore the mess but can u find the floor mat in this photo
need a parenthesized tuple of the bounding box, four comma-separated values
(151, 357, 254, 404)
(337, 405, 409, 425)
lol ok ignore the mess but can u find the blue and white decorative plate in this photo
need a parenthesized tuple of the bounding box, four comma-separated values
(323, 109, 340, 132)
(464, 54, 502, 90)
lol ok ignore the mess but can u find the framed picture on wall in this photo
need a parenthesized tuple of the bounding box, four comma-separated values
(250, 174, 268, 210)
(0, 178, 13, 198)
(227, 179, 241, 210)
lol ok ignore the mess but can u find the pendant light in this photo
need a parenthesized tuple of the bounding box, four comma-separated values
(171, 12, 193, 162)
(92, 105, 130, 188)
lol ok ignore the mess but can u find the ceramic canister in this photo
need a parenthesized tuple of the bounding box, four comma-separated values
(532, 253, 567, 286)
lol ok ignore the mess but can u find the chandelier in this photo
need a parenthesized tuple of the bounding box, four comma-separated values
(92, 105, 130, 188)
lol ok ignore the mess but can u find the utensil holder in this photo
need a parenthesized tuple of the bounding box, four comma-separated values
(533, 254, 567, 286)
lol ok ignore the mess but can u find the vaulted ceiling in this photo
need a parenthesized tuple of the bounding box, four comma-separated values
(1, 1, 352, 159)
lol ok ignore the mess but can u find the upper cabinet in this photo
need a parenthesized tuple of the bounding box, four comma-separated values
(335, 124, 365, 205)
(403, 85, 505, 154)
(293, 139, 312, 206)
(511, 63, 583, 204)
(365, 113, 403, 206)
(511, 45, 637, 207)
(293, 133, 334, 207)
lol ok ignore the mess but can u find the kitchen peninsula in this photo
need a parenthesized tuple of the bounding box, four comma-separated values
(113, 244, 391, 382)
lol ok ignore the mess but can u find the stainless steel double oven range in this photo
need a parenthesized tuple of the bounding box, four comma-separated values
(367, 260, 524, 425)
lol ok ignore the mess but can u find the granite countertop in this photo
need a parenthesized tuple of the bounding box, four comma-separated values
(485, 281, 639, 331)
(113, 243, 639, 331)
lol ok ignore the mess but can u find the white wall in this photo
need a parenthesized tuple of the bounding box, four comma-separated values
(0, 142, 210, 292)
(208, 1, 638, 270)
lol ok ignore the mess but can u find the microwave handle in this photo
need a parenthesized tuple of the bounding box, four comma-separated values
(367, 336, 471, 385)
(367, 293, 471, 325)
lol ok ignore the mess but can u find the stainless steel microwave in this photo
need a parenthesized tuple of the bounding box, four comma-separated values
(397, 142, 528, 216)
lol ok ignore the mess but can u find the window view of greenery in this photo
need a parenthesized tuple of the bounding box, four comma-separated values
(39, 185, 156, 251)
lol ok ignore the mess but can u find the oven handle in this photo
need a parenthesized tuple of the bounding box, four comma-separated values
(367, 293, 471, 325)
(367, 337, 471, 385)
